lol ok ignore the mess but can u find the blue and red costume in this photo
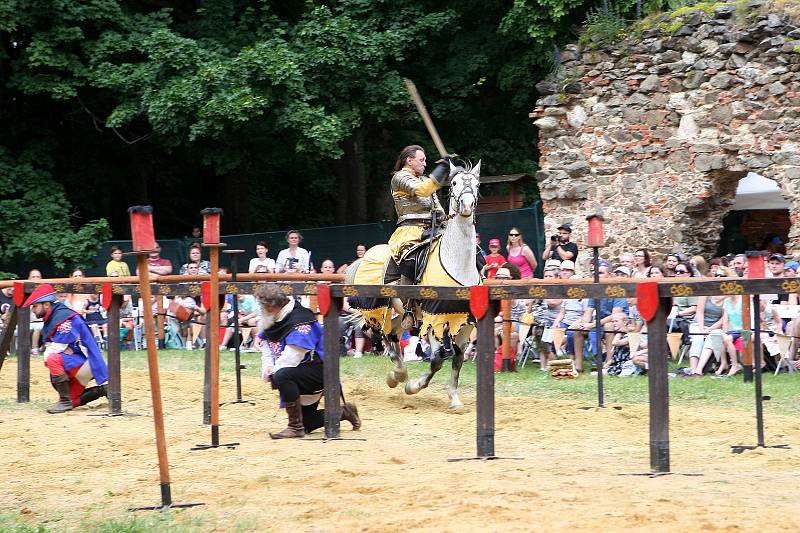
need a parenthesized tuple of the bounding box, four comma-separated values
(24, 284, 108, 411)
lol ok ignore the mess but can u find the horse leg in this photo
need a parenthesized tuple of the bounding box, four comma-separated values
(405, 336, 443, 395)
(446, 326, 472, 409)
(385, 312, 408, 387)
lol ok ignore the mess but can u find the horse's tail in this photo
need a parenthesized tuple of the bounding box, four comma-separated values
(344, 258, 361, 284)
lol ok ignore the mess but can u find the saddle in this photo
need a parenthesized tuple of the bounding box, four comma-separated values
(393, 235, 441, 285)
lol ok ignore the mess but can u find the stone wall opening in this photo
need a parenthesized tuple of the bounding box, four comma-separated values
(531, 2, 800, 268)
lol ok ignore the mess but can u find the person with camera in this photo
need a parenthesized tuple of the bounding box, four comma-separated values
(275, 230, 311, 274)
(542, 224, 578, 263)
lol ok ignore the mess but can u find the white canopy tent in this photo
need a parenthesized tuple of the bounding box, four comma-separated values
(731, 172, 791, 211)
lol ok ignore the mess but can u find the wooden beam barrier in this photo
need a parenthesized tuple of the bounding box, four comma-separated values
(322, 294, 343, 439)
(107, 294, 123, 415)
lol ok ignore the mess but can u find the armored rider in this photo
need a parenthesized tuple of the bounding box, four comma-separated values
(388, 145, 454, 259)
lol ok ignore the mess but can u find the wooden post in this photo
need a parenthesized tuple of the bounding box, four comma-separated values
(322, 296, 343, 439)
(741, 295, 753, 383)
(752, 294, 765, 447)
(501, 299, 512, 368)
(647, 296, 671, 473)
(135, 254, 173, 505)
(107, 294, 122, 415)
(476, 299, 499, 458)
(208, 245, 221, 445)
(16, 303, 31, 403)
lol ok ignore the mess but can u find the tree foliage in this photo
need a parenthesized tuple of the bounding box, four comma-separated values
(0, 0, 598, 275)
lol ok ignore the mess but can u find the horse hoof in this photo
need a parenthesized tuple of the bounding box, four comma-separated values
(387, 373, 399, 388)
(404, 382, 420, 395)
(449, 401, 464, 410)
(394, 368, 408, 383)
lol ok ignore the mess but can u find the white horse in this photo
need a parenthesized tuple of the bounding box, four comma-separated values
(346, 161, 481, 409)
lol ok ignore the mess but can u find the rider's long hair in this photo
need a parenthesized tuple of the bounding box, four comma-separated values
(393, 145, 425, 172)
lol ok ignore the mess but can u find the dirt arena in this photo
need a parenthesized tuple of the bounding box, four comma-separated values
(1, 359, 799, 532)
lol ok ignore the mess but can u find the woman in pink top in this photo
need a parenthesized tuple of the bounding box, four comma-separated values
(506, 227, 538, 278)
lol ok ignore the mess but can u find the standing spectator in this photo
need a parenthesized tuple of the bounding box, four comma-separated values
(618, 252, 634, 273)
(481, 238, 506, 279)
(337, 244, 367, 274)
(647, 264, 664, 277)
(179, 243, 211, 275)
(663, 253, 680, 277)
(476, 233, 486, 259)
(730, 254, 746, 277)
(0, 285, 14, 341)
(28, 269, 44, 355)
(83, 293, 108, 344)
(542, 224, 578, 263)
(506, 227, 537, 279)
(632, 249, 651, 278)
(275, 230, 311, 273)
(106, 246, 131, 276)
(137, 242, 173, 276)
(690, 255, 708, 277)
(190, 225, 203, 240)
(249, 240, 276, 273)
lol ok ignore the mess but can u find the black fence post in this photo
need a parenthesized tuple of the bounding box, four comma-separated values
(323, 295, 343, 439)
(476, 299, 499, 458)
(17, 301, 31, 403)
(647, 295, 671, 473)
(107, 294, 122, 415)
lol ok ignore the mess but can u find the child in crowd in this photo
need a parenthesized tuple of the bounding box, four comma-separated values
(481, 238, 506, 278)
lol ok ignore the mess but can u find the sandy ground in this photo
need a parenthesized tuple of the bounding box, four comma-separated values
(1, 358, 799, 533)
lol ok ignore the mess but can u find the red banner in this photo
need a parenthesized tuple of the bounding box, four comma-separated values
(201, 281, 211, 310)
(13, 281, 25, 306)
(636, 282, 660, 322)
(101, 283, 113, 309)
(317, 283, 331, 316)
(469, 285, 489, 320)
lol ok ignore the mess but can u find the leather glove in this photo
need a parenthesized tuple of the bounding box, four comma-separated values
(429, 154, 456, 185)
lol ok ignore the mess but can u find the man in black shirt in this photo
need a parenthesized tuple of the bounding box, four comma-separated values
(542, 224, 579, 263)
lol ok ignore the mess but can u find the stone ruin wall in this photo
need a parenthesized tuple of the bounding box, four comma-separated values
(532, 1, 800, 270)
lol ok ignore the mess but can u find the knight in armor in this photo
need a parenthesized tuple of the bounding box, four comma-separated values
(388, 145, 453, 259)
(255, 284, 361, 439)
(24, 284, 109, 413)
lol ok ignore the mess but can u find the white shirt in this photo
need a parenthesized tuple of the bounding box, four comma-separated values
(275, 247, 311, 273)
(248, 256, 276, 273)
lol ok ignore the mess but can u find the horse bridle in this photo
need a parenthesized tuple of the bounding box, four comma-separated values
(444, 170, 478, 221)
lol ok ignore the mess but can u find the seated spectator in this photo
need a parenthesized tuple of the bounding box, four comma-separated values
(529, 267, 562, 369)
(481, 238, 506, 279)
(319, 259, 336, 275)
(688, 295, 727, 375)
(631, 249, 651, 278)
(169, 293, 206, 350)
(718, 294, 743, 377)
(729, 254, 746, 277)
(613, 265, 631, 278)
(83, 292, 108, 345)
(618, 252, 634, 273)
(137, 242, 173, 276)
(570, 268, 628, 368)
(275, 230, 311, 273)
(604, 312, 631, 375)
(64, 269, 91, 315)
(106, 246, 131, 276)
(708, 258, 723, 277)
(785, 260, 800, 277)
(647, 264, 664, 277)
(552, 292, 589, 371)
(249, 240, 276, 273)
(179, 242, 211, 275)
(220, 293, 259, 351)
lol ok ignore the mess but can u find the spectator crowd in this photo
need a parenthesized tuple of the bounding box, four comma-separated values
(3, 222, 800, 381)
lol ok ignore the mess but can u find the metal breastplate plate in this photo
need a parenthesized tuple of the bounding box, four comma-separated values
(391, 170, 443, 222)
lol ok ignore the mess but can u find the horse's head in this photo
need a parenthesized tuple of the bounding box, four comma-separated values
(447, 160, 481, 218)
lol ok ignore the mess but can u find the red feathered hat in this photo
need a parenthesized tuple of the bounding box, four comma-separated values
(23, 284, 58, 307)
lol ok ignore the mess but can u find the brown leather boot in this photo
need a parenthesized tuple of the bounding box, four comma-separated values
(340, 402, 361, 430)
(47, 375, 73, 414)
(269, 401, 305, 439)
